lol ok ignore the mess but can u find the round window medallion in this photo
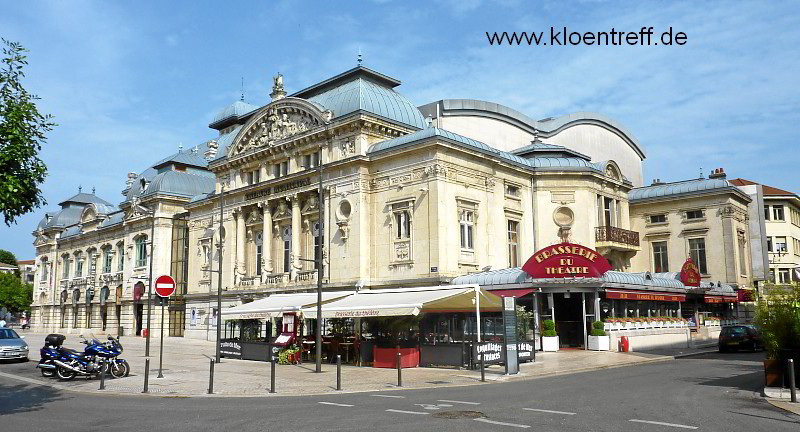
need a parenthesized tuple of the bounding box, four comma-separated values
(337, 200, 352, 220)
(553, 206, 574, 227)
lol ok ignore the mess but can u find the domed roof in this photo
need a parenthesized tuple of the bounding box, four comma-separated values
(210, 100, 259, 128)
(141, 170, 215, 199)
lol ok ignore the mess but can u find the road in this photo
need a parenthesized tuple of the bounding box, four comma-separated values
(1, 351, 798, 431)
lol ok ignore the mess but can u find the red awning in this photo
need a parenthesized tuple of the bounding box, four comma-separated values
(704, 295, 738, 303)
(605, 289, 686, 302)
(488, 288, 537, 298)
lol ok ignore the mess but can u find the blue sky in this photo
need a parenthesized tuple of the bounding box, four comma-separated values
(1, 0, 799, 259)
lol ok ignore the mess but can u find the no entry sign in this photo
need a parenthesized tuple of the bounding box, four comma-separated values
(154, 275, 176, 298)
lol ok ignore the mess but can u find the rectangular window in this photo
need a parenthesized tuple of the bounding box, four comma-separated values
(652, 241, 669, 273)
(303, 152, 320, 169)
(41, 260, 49, 280)
(256, 244, 262, 275)
(775, 236, 788, 252)
(686, 209, 704, 220)
(689, 238, 708, 274)
(603, 197, 614, 227)
(75, 254, 83, 277)
(170, 218, 189, 296)
(773, 205, 785, 221)
(248, 170, 259, 185)
(273, 161, 289, 178)
(460, 210, 474, 250)
(507, 220, 520, 268)
(794, 238, 800, 256)
(282, 226, 292, 273)
(136, 237, 148, 267)
(738, 235, 747, 275)
(778, 268, 791, 284)
(764, 205, 770, 221)
(117, 244, 124, 271)
(394, 211, 411, 240)
(391, 202, 413, 262)
(62, 257, 70, 279)
(505, 184, 520, 197)
(103, 249, 113, 274)
(649, 214, 667, 224)
(767, 237, 773, 252)
(313, 220, 322, 270)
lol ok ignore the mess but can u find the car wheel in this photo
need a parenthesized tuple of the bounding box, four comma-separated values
(719, 346, 727, 353)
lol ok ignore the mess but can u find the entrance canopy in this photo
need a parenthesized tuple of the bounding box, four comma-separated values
(222, 291, 352, 321)
(301, 285, 503, 319)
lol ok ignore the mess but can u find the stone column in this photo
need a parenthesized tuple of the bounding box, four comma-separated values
(262, 202, 273, 280)
(291, 196, 301, 276)
(236, 208, 246, 279)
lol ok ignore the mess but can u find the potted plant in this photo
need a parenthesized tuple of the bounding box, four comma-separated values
(755, 283, 800, 388)
(588, 321, 610, 351)
(541, 319, 559, 352)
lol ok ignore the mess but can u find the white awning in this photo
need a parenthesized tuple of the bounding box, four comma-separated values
(301, 285, 503, 319)
(221, 291, 353, 321)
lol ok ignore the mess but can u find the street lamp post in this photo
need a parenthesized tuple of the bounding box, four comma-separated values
(145, 207, 156, 358)
(315, 150, 324, 373)
(215, 186, 225, 364)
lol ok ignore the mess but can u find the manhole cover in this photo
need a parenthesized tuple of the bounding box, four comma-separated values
(433, 411, 485, 419)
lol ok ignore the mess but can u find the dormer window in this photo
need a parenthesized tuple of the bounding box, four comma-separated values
(649, 214, 667, 224)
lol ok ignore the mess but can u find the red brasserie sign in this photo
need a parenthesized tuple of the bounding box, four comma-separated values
(606, 289, 686, 302)
(704, 295, 737, 304)
(680, 257, 701, 287)
(522, 242, 611, 279)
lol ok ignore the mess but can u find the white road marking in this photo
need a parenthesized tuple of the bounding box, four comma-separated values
(370, 394, 405, 398)
(156, 283, 173, 288)
(474, 418, 530, 428)
(437, 399, 480, 405)
(317, 402, 353, 407)
(415, 403, 453, 410)
(523, 408, 577, 415)
(385, 409, 429, 415)
(629, 419, 698, 430)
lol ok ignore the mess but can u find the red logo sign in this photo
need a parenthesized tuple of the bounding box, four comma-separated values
(680, 257, 701, 287)
(154, 275, 176, 298)
(522, 242, 611, 279)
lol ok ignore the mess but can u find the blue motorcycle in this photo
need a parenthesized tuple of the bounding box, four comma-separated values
(36, 333, 67, 378)
(53, 334, 129, 380)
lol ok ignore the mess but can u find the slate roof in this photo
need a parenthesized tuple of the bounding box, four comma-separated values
(58, 192, 113, 207)
(629, 177, 742, 202)
(451, 268, 687, 291)
(209, 100, 259, 129)
(141, 170, 216, 199)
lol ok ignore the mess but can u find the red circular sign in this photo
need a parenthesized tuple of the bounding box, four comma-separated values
(522, 242, 612, 279)
(154, 275, 176, 298)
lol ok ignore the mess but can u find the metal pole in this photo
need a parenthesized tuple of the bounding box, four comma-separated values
(208, 359, 214, 394)
(145, 211, 155, 357)
(99, 361, 106, 390)
(158, 299, 165, 378)
(315, 155, 324, 373)
(142, 358, 150, 393)
(475, 286, 482, 342)
(336, 354, 341, 391)
(396, 352, 402, 387)
(270, 355, 276, 393)
(216, 187, 225, 364)
(789, 359, 797, 403)
(480, 352, 485, 382)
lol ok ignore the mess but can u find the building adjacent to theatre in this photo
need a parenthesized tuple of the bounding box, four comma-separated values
(27, 63, 767, 349)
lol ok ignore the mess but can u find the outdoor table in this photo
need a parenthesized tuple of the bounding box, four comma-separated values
(339, 342, 354, 363)
(302, 340, 316, 361)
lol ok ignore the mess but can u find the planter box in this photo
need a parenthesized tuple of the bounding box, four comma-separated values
(373, 347, 419, 368)
(588, 335, 610, 351)
(542, 336, 559, 352)
(604, 323, 612, 332)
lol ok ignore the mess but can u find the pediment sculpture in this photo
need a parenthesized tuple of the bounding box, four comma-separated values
(231, 107, 312, 155)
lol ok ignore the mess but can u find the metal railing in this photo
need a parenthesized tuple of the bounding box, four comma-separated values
(265, 273, 290, 285)
(296, 270, 317, 282)
(595, 226, 640, 247)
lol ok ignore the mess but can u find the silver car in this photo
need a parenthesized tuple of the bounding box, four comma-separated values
(0, 328, 29, 361)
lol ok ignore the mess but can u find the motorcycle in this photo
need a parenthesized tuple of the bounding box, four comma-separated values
(36, 333, 66, 378)
(53, 334, 130, 381)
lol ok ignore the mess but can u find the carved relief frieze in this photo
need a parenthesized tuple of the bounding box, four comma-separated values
(424, 163, 449, 179)
(370, 169, 425, 189)
(339, 138, 356, 158)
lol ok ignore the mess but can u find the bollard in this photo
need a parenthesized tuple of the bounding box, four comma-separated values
(208, 359, 214, 395)
(142, 358, 150, 394)
(480, 352, 485, 382)
(789, 359, 797, 403)
(270, 356, 276, 394)
(99, 362, 106, 390)
(396, 352, 402, 387)
(336, 355, 342, 391)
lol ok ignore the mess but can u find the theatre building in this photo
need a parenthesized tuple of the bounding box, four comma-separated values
(28, 63, 760, 357)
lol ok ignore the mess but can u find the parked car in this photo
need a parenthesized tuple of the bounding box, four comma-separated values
(0, 327, 29, 361)
(718, 325, 764, 352)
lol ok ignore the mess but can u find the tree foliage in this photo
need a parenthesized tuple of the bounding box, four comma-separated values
(0, 39, 55, 225)
(754, 283, 800, 359)
(0, 272, 32, 314)
(0, 249, 16, 266)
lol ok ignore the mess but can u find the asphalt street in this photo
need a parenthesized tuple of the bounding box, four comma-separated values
(1, 351, 798, 431)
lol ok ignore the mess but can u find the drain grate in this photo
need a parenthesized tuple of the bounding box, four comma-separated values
(433, 411, 485, 419)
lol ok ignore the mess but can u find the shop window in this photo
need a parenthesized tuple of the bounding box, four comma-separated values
(649, 214, 667, 224)
(135, 236, 148, 267)
(772, 205, 785, 221)
(652, 241, 669, 273)
(507, 220, 520, 268)
(686, 209, 704, 220)
(689, 238, 708, 274)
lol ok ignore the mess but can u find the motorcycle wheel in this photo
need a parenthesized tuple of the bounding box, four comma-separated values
(40, 366, 56, 378)
(110, 360, 130, 378)
(56, 364, 77, 381)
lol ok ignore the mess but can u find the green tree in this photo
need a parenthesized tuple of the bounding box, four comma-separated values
(754, 283, 800, 359)
(0, 249, 17, 266)
(0, 272, 33, 314)
(0, 39, 55, 226)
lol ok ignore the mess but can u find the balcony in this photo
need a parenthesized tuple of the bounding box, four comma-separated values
(296, 270, 318, 282)
(595, 226, 641, 253)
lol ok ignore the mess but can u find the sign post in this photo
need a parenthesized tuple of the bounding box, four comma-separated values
(154, 275, 176, 379)
(502, 296, 519, 375)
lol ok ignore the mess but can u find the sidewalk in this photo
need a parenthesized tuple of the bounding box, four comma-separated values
(11, 330, 716, 397)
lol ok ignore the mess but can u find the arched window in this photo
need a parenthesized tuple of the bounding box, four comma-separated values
(135, 236, 148, 267)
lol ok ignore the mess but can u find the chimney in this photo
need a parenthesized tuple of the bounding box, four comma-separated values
(204, 140, 219, 161)
(709, 167, 727, 179)
(126, 172, 137, 188)
(651, 178, 665, 186)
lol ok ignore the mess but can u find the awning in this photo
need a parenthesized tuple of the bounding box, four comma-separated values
(605, 289, 686, 302)
(222, 291, 353, 321)
(704, 295, 738, 303)
(487, 288, 537, 298)
(301, 285, 503, 319)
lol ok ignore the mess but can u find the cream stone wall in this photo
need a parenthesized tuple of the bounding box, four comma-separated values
(630, 193, 752, 288)
(763, 197, 800, 283)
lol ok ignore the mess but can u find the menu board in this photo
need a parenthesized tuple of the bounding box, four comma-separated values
(502, 296, 519, 375)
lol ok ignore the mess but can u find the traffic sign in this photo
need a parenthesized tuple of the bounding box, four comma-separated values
(154, 275, 176, 298)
